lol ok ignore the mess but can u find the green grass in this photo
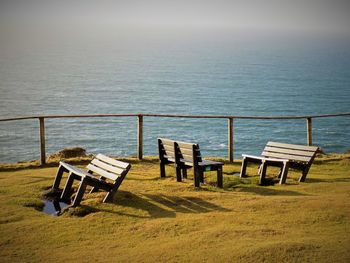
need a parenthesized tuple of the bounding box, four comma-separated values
(0, 154, 349, 262)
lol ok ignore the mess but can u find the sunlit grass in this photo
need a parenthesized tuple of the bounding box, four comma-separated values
(0, 154, 349, 262)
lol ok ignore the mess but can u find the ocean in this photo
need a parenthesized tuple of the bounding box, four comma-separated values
(0, 31, 350, 163)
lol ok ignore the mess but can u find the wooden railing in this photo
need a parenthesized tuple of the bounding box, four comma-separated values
(1, 113, 349, 165)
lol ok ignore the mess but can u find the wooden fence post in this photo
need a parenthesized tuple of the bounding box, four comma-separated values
(137, 115, 143, 160)
(39, 117, 46, 165)
(307, 117, 312, 146)
(228, 118, 234, 162)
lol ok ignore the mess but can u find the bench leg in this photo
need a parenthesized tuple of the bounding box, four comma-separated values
(71, 179, 88, 207)
(175, 164, 182, 182)
(217, 166, 223, 188)
(182, 168, 187, 179)
(279, 162, 289, 184)
(259, 161, 267, 185)
(90, 177, 106, 193)
(199, 170, 204, 183)
(240, 157, 248, 178)
(194, 168, 200, 187)
(61, 173, 77, 201)
(160, 162, 166, 178)
(299, 167, 310, 182)
(52, 164, 65, 191)
(103, 174, 126, 203)
(103, 188, 115, 203)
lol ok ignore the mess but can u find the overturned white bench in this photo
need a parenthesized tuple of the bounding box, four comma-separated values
(52, 154, 131, 207)
(240, 142, 319, 185)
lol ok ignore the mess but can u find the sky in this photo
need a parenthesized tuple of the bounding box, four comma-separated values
(0, 0, 349, 54)
(1, 0, 349, 35)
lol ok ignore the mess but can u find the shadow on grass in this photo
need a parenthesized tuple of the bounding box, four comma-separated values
(234, 186, 307, 196)
(103, 191, 231, 219)
(305, 177, 350, 183)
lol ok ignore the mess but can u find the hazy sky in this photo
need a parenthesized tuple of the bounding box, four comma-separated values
(1, 0, 349, 36)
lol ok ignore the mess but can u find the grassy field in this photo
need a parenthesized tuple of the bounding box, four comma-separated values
(0, 154, 349, 262)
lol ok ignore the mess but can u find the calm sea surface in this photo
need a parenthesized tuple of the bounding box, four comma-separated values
(0, 33, 350, 163)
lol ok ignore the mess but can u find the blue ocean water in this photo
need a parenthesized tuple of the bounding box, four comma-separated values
(0, 32, 349, 163)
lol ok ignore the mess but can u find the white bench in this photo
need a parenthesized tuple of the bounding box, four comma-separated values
(52, 154, 131, 207)
(240, 142, 319, 185)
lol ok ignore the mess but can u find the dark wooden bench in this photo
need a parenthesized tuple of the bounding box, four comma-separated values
(52, 154, 131, 207)
(240, 141, 319, 185)
(158, 138, 224, 188)
(158, 138, 179, 180)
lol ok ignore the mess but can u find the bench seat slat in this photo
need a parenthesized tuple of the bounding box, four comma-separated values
(242, 154, 289, 162)
(267, 141, 318, 152)
(59, 161, 94, 178)
(261, 151, 311, 163)
(96, 153, 130, 169)
(86, 164, 119, 181)
(180, 159, 223, 166)
(91, 159, 125, 175)
(263, 146, 316, 157)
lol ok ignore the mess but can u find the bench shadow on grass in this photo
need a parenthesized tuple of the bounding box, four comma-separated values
(304, 177, 350, 183)
(234, 186, 308, 196)
(97, 190, 231, 219)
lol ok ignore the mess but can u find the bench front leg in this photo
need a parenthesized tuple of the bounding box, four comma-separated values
(175, 164, 182, 182)
(299, 166, 310, 182)
(71, 179, 88, 207)
(52, 164, 66, 191)
(217, 166, 223, 188)
(182, 168, 187, 179)
(240, 157, 248, 178)
(199, 169, 204, 183)
(194, 168, 200, 187)
(279, 161, 289, 184)
(258, 161, 267, 185)
(160, 161, 166, 178)
(61, 173, 79, 201)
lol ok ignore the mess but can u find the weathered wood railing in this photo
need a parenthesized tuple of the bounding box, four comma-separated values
(0, 113, 349, 165)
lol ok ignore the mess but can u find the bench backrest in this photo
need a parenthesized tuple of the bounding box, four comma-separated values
(86, 154, 131, 182)
(175, 140, 202, 165)
(158, 138, 202, 165)
(158, 138, 177, 160)
(262, 142, 319, 164)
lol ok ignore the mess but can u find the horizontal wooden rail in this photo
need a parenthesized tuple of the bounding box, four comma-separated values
(0, 113, 349, 165)
(0, 112, 349, 122)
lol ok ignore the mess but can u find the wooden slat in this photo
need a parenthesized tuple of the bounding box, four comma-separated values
(91, 159, 124, 175)
(164, 150, 176, 158)
(262, 151, 310, 162)
(163, 144, 174, 152)
(177, 147, 199, 156)
(158, 138, 175, 147)
(263, 146, 315, 157)
(96, 154, 130, 169)
(242, 154, 289, 162)
(163, 155, 175, 162)
(199, 160, 223, 166)
(180, 153, 194, 160)
(267, 141, 318, 152)
(87, 164, 119, 181)
(60, 161, 93, 177)
(176, 141, 197, 149)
